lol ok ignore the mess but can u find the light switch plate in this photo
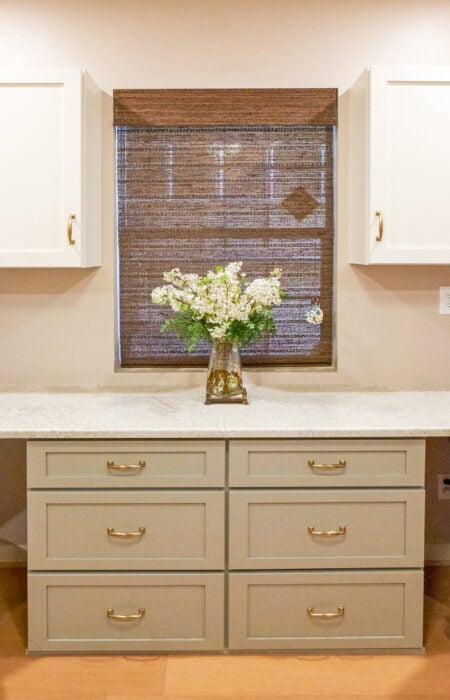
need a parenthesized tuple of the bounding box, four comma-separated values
(439, 287, 450, 314)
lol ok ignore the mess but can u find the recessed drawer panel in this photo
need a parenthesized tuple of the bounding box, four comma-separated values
(28, 491, 224, 570)
(229, 489, 424, 569)
(28, 572, 224, 653)
(229, 439, 425, 487)
(27, 440, 225, 488)
(228, 570, 423, 650)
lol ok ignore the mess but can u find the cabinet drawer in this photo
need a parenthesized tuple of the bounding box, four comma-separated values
(28, 572, 224, 653)
(27, 440, 225, 488)
(229, 570, 423, 650)
(28, 491, 224, 570)
(229, 489, 424, 569)
(229, 439, 425, 487)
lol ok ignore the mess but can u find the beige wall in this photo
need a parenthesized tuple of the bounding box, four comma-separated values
(0, 0, 449, 389)
(0, 0, 450, 561)
(425, 439, 450, 563)
(0, 441, 26, 563)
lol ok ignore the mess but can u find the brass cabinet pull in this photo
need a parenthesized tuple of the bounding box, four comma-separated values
(67, 214, 76, 245)
(107, 527, 146, 539)
(307, 606, 345, 619)
(308, 525, 346, 538)
(107, 607, 145, 622)
(308, 459, 346, 471)
(107, 460, 146, 472)
(375, 210, 384, 241)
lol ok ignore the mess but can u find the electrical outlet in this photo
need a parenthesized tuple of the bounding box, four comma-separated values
(439, 287, 450, 314)
(437, 473, 450, 499)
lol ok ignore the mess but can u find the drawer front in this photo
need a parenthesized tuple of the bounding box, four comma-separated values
(27, 440, 225, 488)
(28, 491, 224, 570)
(229, 439, 425, 487)
(229, 489, 424, 569)
(28, 572, 224, 652)
(228, 570, 424, 650)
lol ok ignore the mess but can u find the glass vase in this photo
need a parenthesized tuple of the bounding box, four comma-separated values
(205, 341, 248, 404)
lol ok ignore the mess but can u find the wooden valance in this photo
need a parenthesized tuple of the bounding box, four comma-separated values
(113, 88, 337, 127)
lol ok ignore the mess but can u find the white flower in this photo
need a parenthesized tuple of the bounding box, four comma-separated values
(244, 276, 282, 312)
(151, 286, 167, 304)
(151, 261, 287, 347)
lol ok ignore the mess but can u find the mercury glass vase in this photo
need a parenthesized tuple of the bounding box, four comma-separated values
(205, 341, 248, 404)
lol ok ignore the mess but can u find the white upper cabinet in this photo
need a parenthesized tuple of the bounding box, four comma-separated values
(0, 67, 101, 267)
(349, 66, 450, 264)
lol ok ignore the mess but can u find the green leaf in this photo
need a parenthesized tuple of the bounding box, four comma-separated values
(225, 309, 278, 347)
(160, 312, 210, 351)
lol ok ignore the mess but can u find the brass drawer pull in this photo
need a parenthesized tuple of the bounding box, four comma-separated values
(107, 460, 146, 472)
(67, 213, 76, 245)
(107, 527, 146, 539)
(308, 459, 346, 471)
(107, 607, 145, 622)
(308, 525, 346, 538)
(307, 606, 345, 619)
(375, 210, 384, 241)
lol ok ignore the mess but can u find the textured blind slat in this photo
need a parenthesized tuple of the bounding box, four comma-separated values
(115, 90, 336, 368)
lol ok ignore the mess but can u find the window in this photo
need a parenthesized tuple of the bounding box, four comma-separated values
(114, 89, 336, 367)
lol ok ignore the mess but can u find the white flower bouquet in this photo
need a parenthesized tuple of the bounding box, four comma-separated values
(151, 261, 284, 351)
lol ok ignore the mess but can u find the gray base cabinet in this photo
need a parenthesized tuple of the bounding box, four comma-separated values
(228, 571, 424, 651)
(26, 438, 425, 653)
(28, 490, 225, 570)
(28, 572, 225, 653)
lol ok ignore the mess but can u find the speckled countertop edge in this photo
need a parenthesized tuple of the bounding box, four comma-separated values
(0, 388, 448, 439)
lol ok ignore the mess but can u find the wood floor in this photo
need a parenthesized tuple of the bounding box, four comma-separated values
(0, 566, 449, 699)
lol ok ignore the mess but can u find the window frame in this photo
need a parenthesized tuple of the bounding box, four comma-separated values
(114, 88, 337, 372)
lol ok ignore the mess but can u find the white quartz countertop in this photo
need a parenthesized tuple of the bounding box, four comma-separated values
(0, 387, 449, 439)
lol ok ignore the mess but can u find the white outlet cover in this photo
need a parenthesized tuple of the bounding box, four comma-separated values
(439, 287, 450, 314)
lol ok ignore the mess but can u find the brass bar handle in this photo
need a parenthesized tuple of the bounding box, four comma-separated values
(107, 460, 146, 472)
(107, 608, 145, 622)
(308, 459, 346, 471)
(307, 606, 345, 619)
(67, 214, 76, 245)
(107, 527, 146, 539)
(308, 525, 346, 538)
(375, 210, 383, 241)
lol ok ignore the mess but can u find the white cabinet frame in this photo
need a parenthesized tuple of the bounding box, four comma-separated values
(349, 66, 450, 265)
(0, 67, 101, 267)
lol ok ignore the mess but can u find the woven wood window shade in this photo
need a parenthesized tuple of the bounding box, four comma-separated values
(114, 89, 336, 367)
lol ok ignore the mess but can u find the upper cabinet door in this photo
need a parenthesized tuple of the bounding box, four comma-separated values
(0, 68, 101, 267)
(349, 66, 450, 264)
